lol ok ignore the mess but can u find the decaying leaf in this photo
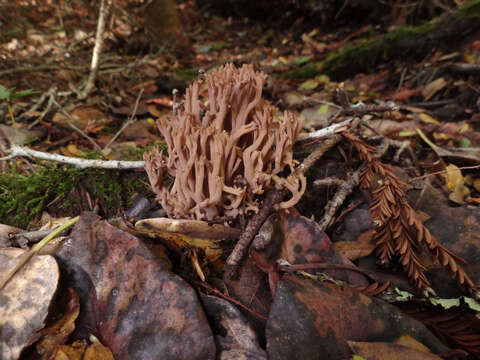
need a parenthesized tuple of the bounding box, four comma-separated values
(135, 217, 240, 261)
(56, 212, 216, 360)
(348, 340, 443, 360)
(0, 248, 60, 360)
(201, 294, 267, 360)
(443, 164, 470, 204)
(422, 77, 447, 101)
(266, 276, 449, 360)
(36, 288, 80, 358)
(0, 224, 21, 247)
(52, 105, 107, 129)
(83, 335, 114, 360)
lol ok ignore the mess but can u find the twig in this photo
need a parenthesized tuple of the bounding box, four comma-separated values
(0, 216, 79, 290)
(404, 99, 454, 109)
(393, 67, 408, 101)
(79, 0, 110, 99)
(449, 63, 480, 75)
(313, 177, 345, 188)
(224, 134, 344, 280)
(0, 144, 144, 169)
(192, 279, 268, 321)
(408, 164, 480, 182)
(104, 88, 144, 151)
(51, 98, 103, 152)
(277, 261, 377, 282)
(342, 101, 398, 116)
(299, 118, 352, 142)
(11, 226, 68, 248)
(69, 122, 103, 152)
(20, 86, 56, 124)
(33, 91, 56, 128)
(317, 167, 361, 231)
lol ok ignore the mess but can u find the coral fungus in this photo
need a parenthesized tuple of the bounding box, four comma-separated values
(144, 63, 306, 221)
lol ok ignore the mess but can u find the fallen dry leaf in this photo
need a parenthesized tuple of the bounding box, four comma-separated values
(135, 217, 240, 261)
(0, 224, 22, 247)
(266, 276, 449, 360)
(83, 335, 114, 360)
(394, 333, 433, 353)
(201, 294, 267, 360)
(53, 105, 107, 129)
(36, 288, 80, 358)
(348, 340, 443, 360)
(56, 212, 215, 360)
(422, 77, 447, 101)
(0, 248, 60, 360)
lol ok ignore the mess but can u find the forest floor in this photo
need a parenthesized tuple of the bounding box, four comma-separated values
(1, 1, 480, 359)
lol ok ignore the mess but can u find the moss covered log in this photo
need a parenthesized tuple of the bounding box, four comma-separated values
(287, 0, 480, 80)
(323, 0, 480, 78)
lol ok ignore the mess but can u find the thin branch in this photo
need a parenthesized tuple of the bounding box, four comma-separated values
(299, 118, 352, 142)
(192, 279, 268, 321)
(79, 0, 110, 99)
(317, 167, 362, 231)
(104, 88, 144, 151)
(1, 144, 144, 169)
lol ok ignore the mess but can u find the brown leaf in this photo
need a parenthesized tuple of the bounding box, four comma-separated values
(200, 294, 267, 360)
(136, 217, 240, 261)
(422, 77, 447, 101)
(279, 210, 369, 286)
(53, 105, 107, 129)
(83, 335, 114, 360)
(36, 288, 80, 358)
(0, 248, 60, 360)
(348, 340, 442, 360)
(266, 276, 449, 360)
(333, 239, 375, 261)
(56, 212, 216, 360)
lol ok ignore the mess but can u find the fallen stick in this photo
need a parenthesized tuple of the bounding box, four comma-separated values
(0, 144, 144, 169)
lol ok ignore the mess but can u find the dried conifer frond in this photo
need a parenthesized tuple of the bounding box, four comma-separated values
(343, 131, 477, 297)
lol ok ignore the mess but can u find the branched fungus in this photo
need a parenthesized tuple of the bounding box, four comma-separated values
(144, 63, 306, 221)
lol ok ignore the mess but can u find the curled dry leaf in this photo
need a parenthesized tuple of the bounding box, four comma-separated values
(135, 217, 241, 261)
(0, 248, 60, 360)
(0, 223, 22, 247)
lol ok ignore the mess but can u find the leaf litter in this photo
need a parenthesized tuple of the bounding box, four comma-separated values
(1, 1, 480, 359)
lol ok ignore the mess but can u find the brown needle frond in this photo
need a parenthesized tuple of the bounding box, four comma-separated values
(343, 131, 477, 297)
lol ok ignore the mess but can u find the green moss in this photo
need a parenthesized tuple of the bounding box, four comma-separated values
(0, 163, 153, 228)
(322, 22, 437, 78)
(176, 68, 198, 82)
(458, 0, 480, 18)
(321, 0, 480, 79)
(284, 63, 322, 78)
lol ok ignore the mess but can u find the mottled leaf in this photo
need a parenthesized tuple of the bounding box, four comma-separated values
(55, 212, 215, 360)
(0, 248, 60, 360)
(266, 276, 449, 360)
